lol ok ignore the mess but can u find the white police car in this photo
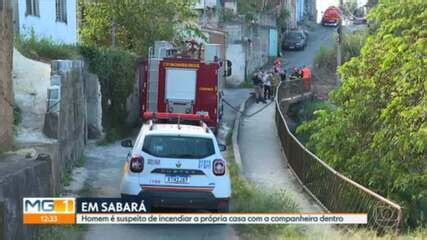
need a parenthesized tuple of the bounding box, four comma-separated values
(120, 113, 231, 212)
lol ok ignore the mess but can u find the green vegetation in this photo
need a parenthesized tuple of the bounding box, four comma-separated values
(227, 149, 303, 238)
(221, 8, 239, 23)
(79, 46, 137, 141)
(34, 225, 88, 240)
(36, 154, 89, 239)
(15, 30, 79, 62)
(277, 8, 290, 32)
(297, 1, 426, 228)
(13, 106, 22, 126)
(314, 45, 337, 75)
(61, 154, 87, 187)
(79, 0, 199, 55)
(237, 0, 276, 15)
(236, 0, 277, 23)
(314, 30, 368, 75)
(15, 35, 137, 142)
(289, 99, 334, 144)
(16, 1, 202, 142)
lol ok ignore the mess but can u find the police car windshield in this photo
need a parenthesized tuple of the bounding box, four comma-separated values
(142, 135, 215, 159)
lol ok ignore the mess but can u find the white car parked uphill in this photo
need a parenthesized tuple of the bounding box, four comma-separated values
(120, 113, 231, 212)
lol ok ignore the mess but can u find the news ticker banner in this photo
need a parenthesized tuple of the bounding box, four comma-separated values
(23, 198, 367, 225)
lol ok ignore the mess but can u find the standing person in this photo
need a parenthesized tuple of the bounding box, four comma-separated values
(263, 72, 273, 101)
(279, 68, 287, 81)
(260, 71, 268, 103)
(301, 65, 312, 91)
(252, 70, 265, 103)
(271, 70, 280, 98)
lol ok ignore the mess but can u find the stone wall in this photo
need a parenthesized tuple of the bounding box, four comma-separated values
(52, 60, 87, 176)
(0, 0, 14, 151)
(42, 60, 87, 192)
(84, 72, 103, 138)
(0, 153, 53, 240)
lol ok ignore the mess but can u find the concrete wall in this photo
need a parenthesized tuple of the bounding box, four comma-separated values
(40, 60, 87, 192)
(53, 60, 87, 174)
(17, 0, 77, 44)
(125, 73, 140, 126)
(223, 21, 276, 85)
(0, 0, 14, 151)
(225, 44, 245, 85)
(0, 153, 53, 240)
(245, 25, 270, 75)
(84, 72, 103, 138)
(13, 48, 51, 143)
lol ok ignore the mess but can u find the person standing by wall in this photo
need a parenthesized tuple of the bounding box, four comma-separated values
(252, 69, 266, 104)
(264, 72, 273, 101)
(301, 65, 312, 91)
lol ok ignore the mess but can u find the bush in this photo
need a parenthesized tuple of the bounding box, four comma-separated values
(292, 99, 334, 144)
(342, 30, 367, 62)
(15, 30, 79, 61)
(298, 1, 427, 228)
(79, 46, 137, 140)
(314, 31, 367, 74)
(15, 33, 138, 141)
(222, 8, 238, 22)
(13, 106, 22, 126)
(314, 45, 337, 73)
(227, 150, 303, 238)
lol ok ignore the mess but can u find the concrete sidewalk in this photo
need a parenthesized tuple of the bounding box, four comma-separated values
(238, 100, 322, 212)
(238, 100, 343, 237)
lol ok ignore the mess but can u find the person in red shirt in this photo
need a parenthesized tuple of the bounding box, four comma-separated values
(301, 65, 312, 91)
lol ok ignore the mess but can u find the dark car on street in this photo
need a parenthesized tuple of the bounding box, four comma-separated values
(282, 30, 307, 51)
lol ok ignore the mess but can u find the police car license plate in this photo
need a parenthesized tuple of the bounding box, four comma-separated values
(165, 175, 190, 184)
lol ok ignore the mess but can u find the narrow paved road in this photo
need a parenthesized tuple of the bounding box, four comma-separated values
(72, 88, 249, 240)
(238, 24, 336, 235)
(282, 24, 336, 68)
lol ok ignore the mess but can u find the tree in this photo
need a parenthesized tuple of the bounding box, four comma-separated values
(297, 0, 427, 228)
(79, 0, 198, 55)
(237, 0, 278, 23)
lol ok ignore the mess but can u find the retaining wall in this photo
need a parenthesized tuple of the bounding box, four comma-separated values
(0, 154, 53, 240)
(0, 0, 14, 151)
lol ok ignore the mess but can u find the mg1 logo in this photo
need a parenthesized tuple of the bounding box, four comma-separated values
(23, 198, 75, 224)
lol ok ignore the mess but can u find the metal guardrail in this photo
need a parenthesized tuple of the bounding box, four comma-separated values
(274, 81, 402, 233)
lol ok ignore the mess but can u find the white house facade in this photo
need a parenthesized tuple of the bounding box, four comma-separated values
(16, 0, 77, 44)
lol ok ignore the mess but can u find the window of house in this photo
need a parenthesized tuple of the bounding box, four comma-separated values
(56, 0, 67, 23)
(26, 0, 39, 16)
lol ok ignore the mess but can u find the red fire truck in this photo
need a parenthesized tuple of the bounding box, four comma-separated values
(321, 6, 342, 27)
(137, 41, 231, 133)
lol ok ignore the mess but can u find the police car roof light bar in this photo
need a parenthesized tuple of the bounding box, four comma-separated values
(143, 112, 210, 123)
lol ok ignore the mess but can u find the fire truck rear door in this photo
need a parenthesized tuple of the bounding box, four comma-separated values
(165, 68, 197, 113)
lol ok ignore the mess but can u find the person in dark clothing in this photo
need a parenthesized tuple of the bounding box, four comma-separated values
(263, 73, 272, 101)
(252, 70, 265, 103)
(290, 66, 302, 79)
(280, 69, 287, 81)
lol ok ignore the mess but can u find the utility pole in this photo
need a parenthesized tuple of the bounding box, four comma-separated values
(336, 0, 343, 85)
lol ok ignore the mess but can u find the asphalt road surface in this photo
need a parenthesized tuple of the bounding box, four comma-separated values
(76, 89, 249, 240)
(281, 23, 336, 68)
